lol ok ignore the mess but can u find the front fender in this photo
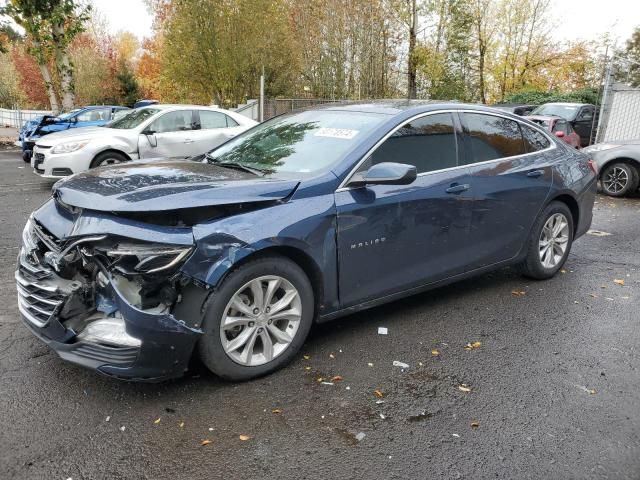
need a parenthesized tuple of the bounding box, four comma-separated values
(181, 192, 340, 314)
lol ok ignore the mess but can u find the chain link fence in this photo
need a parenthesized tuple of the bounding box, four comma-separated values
(0, 107, 52, 128)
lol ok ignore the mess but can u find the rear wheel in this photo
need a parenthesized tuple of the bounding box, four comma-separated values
(198, 255, 314, 381)
(520, 201, 574, 280)
(90, 151, 128, 169)
(600, 162, 639, 197)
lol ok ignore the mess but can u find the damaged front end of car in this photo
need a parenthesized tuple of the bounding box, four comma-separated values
(16, 209, 207, 382)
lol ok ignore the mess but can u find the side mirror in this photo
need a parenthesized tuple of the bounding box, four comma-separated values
(70, 116, 78, 124)
(143, 130, 158, 147)
(554, 131, 565, 138)
(350, 162, 417, 187)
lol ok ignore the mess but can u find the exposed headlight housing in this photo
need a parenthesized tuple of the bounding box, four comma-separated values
(101, 243, 193, 274)
(51, 140, 90, 154)
(77, 315, 141, 347)
(583, 143, 618, 153)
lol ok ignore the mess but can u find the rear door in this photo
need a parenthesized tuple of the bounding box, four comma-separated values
(335, 112, 474, 307)
(458, 112, 553, 271)
(190, 110, 244, 155)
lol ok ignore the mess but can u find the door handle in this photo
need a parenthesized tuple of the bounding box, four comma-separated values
(445, 183, 470, 194)
(527, 169, 544, 178)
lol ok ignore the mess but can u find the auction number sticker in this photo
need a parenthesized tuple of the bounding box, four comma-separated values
(314, 128, 359, 140)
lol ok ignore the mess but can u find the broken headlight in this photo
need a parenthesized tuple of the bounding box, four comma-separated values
(101, 243, 193, 274)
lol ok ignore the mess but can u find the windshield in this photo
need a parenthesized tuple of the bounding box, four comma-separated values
(205, 110, 387, 174)
(58, 109, 81, 120)
(107, 108, 160, 129)
(531, 104, 579, 120)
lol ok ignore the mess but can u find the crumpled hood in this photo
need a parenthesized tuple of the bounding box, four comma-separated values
(52, 160, 300, 212)
(35, 126, 117, 146)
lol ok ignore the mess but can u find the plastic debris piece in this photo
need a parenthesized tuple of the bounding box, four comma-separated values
(378, 327, 388, 335)
(321, 382, 334, 385)
(458, 385, 472, 393)
(105, 416, 110, 422)
(452, 433, 460, 438)
(376, 400, 385, 405)
(179, 422, 185, 428)
(614, 279, 625, 286)
(367, 362, 374, 367)
(329, 353, 335, 359)
(393, 360, 409, 369)
(355, 432, 366, 442)
(431, 349, 440, 356)
(471, 421, 480, 428)
(119, 426, 126, 432)
(272, 409, 282, 414)
(303, 355, 310, 360)
(379, 413, 386, 420)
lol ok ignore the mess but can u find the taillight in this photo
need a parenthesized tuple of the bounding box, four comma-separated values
(587, 159, 598, 175)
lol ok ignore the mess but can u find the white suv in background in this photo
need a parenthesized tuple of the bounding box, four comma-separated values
(31, 105, 257, 178)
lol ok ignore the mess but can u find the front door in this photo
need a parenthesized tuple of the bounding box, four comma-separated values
(138, 110, 200, 159)
(335, 112, 473, 307)
(458, 112, 553, 271)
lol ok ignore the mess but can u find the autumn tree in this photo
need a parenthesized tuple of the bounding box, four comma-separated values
(618, 27, 640, 87)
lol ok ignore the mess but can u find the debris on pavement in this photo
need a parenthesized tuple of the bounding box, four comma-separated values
(587, 229, 612, 237)
(464, 341, 482, 350)
(393, 360, 409, 369)
(105, 416, 110, 422)
(374, 389, 384, 398)
(614, 279, 625, 286)
(331, 375, 343, 382)
(154, 418, 161, 424)
(119, 426, 126, 432)
(458, 384, 472, 393)
(511, 290, 526, 296)
(355, 432, 366, 442)
(179, 422, 185, 428)
(239, 434, 251, 441)
(471, 421, 480, 428)
(431, 348, 440, 356)
(367, 362, 374, 367)
(201, 439, 212, 446)
(452, 433, 460, 438)
(272, 409, 282, 414)
(378, 327, 388, 335)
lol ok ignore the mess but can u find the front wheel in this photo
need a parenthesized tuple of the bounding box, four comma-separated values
(600, 162, 639, 197)
(520, 201, 574, 280)
(198, 255, 314, 381)
(90, 151, 128, 169)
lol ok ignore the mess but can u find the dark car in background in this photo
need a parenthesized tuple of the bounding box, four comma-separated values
(530, 103, 597, 147)
(491, 103, 538, 116)
(16, 102, 597, 382)
(582, 140, 640, 197)
(21, 105, 130, 162)
(526, 115, 581, 149)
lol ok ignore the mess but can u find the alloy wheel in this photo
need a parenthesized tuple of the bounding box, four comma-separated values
(603, 166, 629, 194)
(220, 275, 302, 366)
(538, 213, 570, 268)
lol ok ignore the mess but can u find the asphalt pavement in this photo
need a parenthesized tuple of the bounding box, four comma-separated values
(0, 148, 638, 480)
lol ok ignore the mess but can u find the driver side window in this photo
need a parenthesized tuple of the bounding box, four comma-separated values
(363, 113, 458, 174)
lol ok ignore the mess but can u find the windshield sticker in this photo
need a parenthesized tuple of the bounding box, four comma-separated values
(314, 128, 359, 140)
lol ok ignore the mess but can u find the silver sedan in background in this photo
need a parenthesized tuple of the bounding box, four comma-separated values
(583, 140, 640, 197)
(31, 105, 257, 178)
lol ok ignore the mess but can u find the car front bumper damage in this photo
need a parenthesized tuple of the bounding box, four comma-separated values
(16, 217, 205, 382)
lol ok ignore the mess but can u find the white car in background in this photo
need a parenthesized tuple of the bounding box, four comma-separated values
(31, 105, 257, 178)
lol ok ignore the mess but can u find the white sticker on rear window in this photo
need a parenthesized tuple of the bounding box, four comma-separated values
(314, 128, 359, 140)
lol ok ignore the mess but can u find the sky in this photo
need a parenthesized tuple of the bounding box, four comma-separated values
(92, 0, 640, 46)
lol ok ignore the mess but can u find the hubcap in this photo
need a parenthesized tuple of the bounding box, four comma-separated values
(603, 166, 628, 193)
(220, 275, 302, 366)
(539, 213, 569, 268)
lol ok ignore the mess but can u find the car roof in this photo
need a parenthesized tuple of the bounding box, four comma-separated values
(143, 104, 234, 113)
(539, 102, 587, 107)
(313, 100, 508, 116)
(526, 115, 562, 121)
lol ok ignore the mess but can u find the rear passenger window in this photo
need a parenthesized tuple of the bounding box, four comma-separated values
(368, 113, 458, 173)
(521, 124, 551, 152)
(461, 113, 526, 163)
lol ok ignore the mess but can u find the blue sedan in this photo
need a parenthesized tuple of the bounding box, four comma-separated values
(17, 102, 597, 381)
(21, 105, 130, 162)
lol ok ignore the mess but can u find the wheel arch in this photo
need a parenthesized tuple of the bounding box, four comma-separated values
(599, 157, 640, 179)
(90, 148, 132, 167)
(214, 245, 325, 321)
(548, 193, 579, 237)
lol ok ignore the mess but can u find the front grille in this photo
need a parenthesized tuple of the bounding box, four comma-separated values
(16, 257, 66, 327)
(16, 221, 67, 327)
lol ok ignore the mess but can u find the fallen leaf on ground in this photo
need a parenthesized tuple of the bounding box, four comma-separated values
(374, 389, 384, 398)
(201, 439, 212, 446)
(471, 421, 480, 428)
(272, 409, 282, 414)
(316, 377, 324, 382)
(431, 349, 440, 356)
(614, 279, 625, 286)
(154, 418, 161, 424)
(179, 421, 185, 428)
(464, 341, 482, 351)
(393, 360, 409, 368)
(303, 355, 310, 360)
(304, 366, 311, 371)
(458, 385, 472, 393)
(331, 375, 343, 382)
(511, 290, 526, 296)
(239, 434, 251, 441)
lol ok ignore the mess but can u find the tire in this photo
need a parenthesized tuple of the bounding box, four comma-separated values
(22, 151, 31, 163)
(89, 151, 128, 169)
(198, 255, 314, 381)
(519, 201, 574, 280)
(600, 162, 639, 197)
